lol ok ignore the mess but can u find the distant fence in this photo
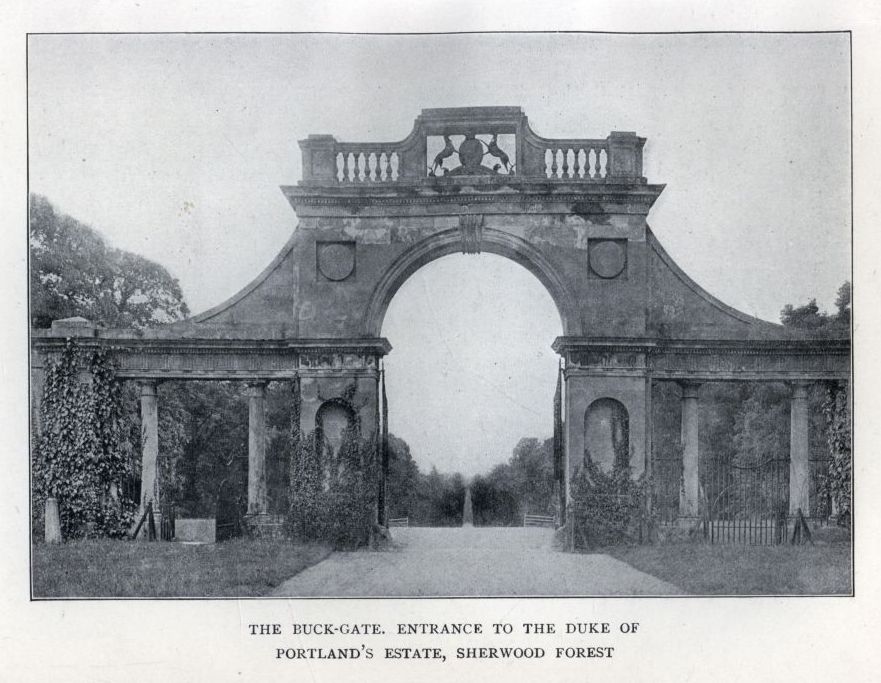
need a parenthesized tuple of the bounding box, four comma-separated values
(388, 517, 409, 527)
(523, 514, 555, 528)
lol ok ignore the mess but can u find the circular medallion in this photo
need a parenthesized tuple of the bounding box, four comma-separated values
(318, 242, 355, 281)
(589, 240, 626, 279)
(457, 136, 485, 170)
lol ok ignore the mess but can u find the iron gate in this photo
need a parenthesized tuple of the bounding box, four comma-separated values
(699, 456, 790, 544)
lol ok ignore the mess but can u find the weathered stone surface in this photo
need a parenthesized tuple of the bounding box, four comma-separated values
(138, 381, 159, 521)
(175, 518, 216, 543)
(44, 497, 61, 544)
(789, 382, 811, 515)
(247, 382, 268, 515)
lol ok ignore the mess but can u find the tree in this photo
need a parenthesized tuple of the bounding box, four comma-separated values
(509, 437, 555, 514)
(386, 434, 421, 519)
(780, 282, 851, 335)
(29, 194, 189, 329)
(834, 281, 851, 328)
(780, 299, 826, 330)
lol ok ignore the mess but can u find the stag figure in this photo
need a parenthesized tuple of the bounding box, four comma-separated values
(430, 135, 455, 175)
(487, 134, 511, 173)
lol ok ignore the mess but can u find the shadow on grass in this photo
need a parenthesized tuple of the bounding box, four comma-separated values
(605, 541, 852, 595)
(32, 538, 332, 598)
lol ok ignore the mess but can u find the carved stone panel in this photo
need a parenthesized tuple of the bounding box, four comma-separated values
(317, 241, 356, 281)
(588, 239, 627, 279)
(298, 351, 378, 372)
(427, 133, 516, 177)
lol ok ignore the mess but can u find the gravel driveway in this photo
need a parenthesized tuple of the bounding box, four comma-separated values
(271, 526, 682, 597)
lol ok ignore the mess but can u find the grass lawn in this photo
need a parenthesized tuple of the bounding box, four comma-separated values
(32, 538, 332, 598)
(607, 541, 852, 595)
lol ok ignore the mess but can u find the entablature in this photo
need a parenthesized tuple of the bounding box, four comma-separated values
(30, 333, 392, 381)
(554, 336, 851, 382)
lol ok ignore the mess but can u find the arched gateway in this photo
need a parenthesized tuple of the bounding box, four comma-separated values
(31, 107, 850, 535)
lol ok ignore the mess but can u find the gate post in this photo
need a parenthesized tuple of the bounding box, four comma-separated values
(789, 381, 811, 516)
(138, 379, 160, 538)
(679, 381, 701, 518)
(246, 381, 269, 515)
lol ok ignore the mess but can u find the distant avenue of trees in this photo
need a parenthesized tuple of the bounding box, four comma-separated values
(385, 435, 556, 527)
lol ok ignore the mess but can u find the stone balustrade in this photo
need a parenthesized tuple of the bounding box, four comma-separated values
(297, 107, 644, 185)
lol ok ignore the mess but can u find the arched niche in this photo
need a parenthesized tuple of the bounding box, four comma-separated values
(584, 398, 631, 472)
(315, 399, 358, 457)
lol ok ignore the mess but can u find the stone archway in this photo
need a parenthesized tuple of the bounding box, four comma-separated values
(31, 106, 850, 536)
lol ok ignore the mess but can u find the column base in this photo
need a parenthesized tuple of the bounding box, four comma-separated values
(244, 513, 286, 540)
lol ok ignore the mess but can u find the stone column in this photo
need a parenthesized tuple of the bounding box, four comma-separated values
(789, 382, 811, 516)
(679, 381, 701, 517)
(247, 382, 268, 515)
(139, 380, 160, 520)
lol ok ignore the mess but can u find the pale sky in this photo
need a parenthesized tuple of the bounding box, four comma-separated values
(28, 33, 850, 476)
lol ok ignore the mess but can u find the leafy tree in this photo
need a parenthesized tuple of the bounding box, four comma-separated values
(157, 381, 249, 518)
(386, 434, 421, 519)
(29, 193, 189, 329)
(509, 437, 555, 515)
(834, 281, 851, 327)
(780, 299, 826, 330)
(780, 282, 851, 335)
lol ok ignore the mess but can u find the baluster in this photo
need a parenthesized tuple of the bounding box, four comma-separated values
(379, 152, 388, 182)
(573, 148, 582, 179)
(599, 148, 608, 178)
(346, 152, 355, 182)
(358, 153, 366, 182)
(369, 153, 378, 182)
(590, 148, 599, 179)
(561, 148, 570, 178)
(544, 149, 553, 178)
(335, 152, 343, 182)
(550, 148, 558, 178)
(390, 152, 399, 181)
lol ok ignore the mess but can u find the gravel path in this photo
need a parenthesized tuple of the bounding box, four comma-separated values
(271, 527, 682, 597)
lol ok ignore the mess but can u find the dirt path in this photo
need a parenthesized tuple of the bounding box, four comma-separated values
(271, 526, 682, 597)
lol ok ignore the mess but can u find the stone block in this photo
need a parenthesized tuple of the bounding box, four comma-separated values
(44, 497, 61, 544)
(175, 518, 216, 543)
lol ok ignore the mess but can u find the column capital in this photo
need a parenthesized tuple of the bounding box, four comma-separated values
(138, 379, 158, 397)
(679, 380, 702, 399)
(245, 381, 268, 397)
(789, 381, 811, 399)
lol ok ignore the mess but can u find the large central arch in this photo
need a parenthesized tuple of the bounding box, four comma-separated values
(364, 226, 578, 337)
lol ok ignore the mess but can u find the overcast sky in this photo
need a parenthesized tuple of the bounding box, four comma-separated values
(28, 33, 850, 477)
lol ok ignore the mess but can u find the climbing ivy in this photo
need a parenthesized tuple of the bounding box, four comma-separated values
(570, 460, 651, 550)
(820, 382, 851, 527)
(288, 425, 378, 549)
(33, 340, 136, 540)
